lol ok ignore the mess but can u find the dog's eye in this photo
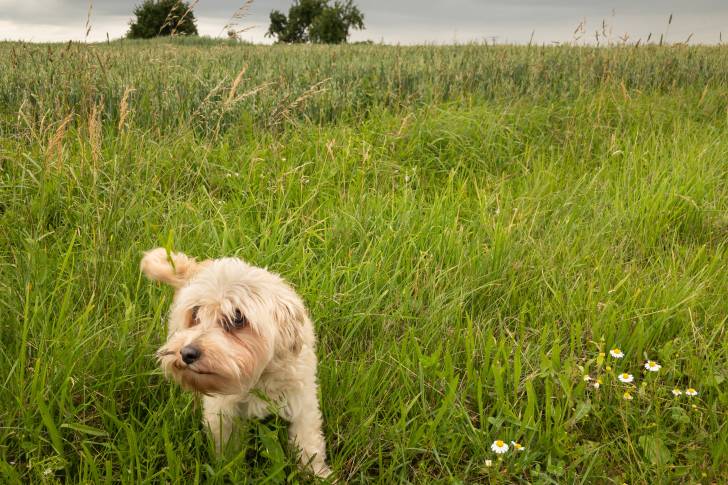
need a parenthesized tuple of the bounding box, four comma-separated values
(190, 306, 200, 326)
(230, 310, 248, 329)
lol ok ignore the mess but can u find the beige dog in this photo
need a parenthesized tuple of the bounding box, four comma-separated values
(140, 248, 330, 478)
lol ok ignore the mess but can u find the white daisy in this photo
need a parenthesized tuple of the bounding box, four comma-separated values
(623, 391, 633, 401)
(672, 388, 682, 396)
(511, 441, 525, 451)
(491, 440, 509, 454)
(609, 348, 624, 359)
(685, 388, 698, 397)
(617, 373, 634, 383)
(644, 360, 661, 372)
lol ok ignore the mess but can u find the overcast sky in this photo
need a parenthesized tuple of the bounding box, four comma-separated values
(1, 1, 726, 44)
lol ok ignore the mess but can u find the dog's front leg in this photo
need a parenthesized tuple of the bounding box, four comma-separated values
(287, 392, 331, 478)
(203, 395, 239, 453)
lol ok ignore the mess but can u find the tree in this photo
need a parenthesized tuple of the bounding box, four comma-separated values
(128, 0, 198, 39)
(266, 0, 364, 44)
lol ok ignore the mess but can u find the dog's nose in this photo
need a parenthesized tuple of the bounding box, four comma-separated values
(180, 345, 201, 364)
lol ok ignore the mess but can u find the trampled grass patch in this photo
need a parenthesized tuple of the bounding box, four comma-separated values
(0, 39, 727, 483)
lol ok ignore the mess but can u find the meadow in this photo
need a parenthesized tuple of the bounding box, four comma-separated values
(1, 38, 727, 483)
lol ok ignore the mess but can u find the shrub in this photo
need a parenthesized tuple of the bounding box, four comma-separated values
(266, 0, 364, 44)
(127, 0, 198, 39)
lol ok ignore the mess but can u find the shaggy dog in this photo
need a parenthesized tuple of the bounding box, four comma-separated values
(140, 248, 330, 478)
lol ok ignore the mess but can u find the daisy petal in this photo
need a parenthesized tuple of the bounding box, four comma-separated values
(644, 361, 661, 372)
(491, 440, 509, 454)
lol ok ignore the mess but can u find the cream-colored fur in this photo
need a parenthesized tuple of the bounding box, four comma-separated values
(140, 247, 330, 478)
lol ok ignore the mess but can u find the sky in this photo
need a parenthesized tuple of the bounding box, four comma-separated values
(1, 1, 726, 45)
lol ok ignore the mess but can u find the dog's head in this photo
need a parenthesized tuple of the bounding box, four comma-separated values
(140, 248, 305, 395)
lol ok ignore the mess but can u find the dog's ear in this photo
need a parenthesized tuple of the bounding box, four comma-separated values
(272, 297, 304, 357)
(140, 247, 207, 288)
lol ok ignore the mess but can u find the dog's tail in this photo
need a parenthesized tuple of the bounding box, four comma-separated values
(140, 247, 207, 288)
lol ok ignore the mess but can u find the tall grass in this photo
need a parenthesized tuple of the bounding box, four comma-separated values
(2, 38, 727, 134)
(0, 39, 727, 483)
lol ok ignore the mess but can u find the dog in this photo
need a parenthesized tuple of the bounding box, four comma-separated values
(140, 247, 331, 478)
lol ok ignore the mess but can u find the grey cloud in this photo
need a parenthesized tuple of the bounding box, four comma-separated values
(0, 0, 726, 43)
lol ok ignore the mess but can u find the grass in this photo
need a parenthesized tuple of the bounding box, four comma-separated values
(1, 38, 727, 483)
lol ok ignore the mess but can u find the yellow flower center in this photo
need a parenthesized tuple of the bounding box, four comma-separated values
(622, 373, 629, 378)
(648, 361, 656, 366)
(495, 440, 504, 447)
(612, 348, 621, 353)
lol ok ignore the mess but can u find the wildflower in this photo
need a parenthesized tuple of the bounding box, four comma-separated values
(644, 361, 661, 372)
(606, 365, 612, 372)
(491, 440, 509, 454)
(671, 388, 682, 396)
(685, 388, 698, 397)
(583, 375, 592, 382)
(617, 373, 634, 383)
(599, 352, 606, 358)
(623, 391, 633, 400)
(593, 378, 603, 389)
(484, 459, 492, 467)
(609, 348, 624, 358)
(511, 441, 525, 451)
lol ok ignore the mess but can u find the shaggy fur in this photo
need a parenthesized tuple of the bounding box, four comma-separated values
(140, 248, 330, 478)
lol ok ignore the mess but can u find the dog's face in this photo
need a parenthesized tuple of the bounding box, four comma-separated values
(140, 248, 304, 395)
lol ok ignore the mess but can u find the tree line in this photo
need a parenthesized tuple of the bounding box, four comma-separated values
(127, 0, 364, 44)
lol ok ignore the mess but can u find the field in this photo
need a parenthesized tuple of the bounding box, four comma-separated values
(1, 38, 727, 483)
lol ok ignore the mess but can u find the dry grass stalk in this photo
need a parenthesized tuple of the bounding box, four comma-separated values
(393, 113, 414, 138)
(227, 82, 273, 109)
(619, 81, 630, 101)
(88, 98, 103, 165)
(270, 78, 330, 127)
(573, 19, 586, 43)
(85, 0, 93, 42)
(17, 98, 37, 143)
(220, 0, 256, 39)
(118, 86, 134, 131)
(166, 0, 200, 36)
(16, 98, 51, 146)
(215, 79, 272, 137)
(47, 114, 74, 171)
(225, 66, 249, 106)
(191, 79, 227, 120)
